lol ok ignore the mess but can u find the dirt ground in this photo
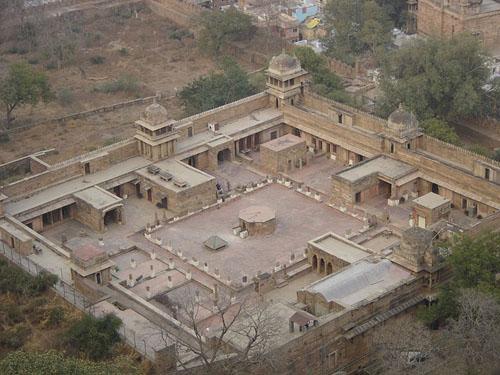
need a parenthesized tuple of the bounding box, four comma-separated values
(0, 6, 222, 163)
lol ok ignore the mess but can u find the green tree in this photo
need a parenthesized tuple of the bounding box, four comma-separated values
(374, 0, 407, 28)
(65, 314, 122, 360)
(417, 232, 500, 326)
(0, 62, 52, 126)
(0, 351, 139, 375)
(420, 118, 460, 145)
(178, 58, 257, 116)
(0, 260, 58, 296)
(377, 35, 495, 122)
(324, 0, 392, 63)
(293, 46, 351, 104)
(360, 1, 392, 53)
(197, 8, 255, 57)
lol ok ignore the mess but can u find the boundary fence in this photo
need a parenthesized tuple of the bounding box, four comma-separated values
(0, 241, 158, 361)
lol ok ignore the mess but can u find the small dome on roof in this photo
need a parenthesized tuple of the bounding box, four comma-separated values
(142, 102, 169, 126)
(268, 52, 302, 75)
(388, 104, 418, 132)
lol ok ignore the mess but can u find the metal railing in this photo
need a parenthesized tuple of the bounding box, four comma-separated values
(0, 241, 158, 361)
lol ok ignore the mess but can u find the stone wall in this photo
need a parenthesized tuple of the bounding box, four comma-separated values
(137, 172, 216, 216)
(2, 140, 138, 199)
(416, 0, 500, 50)
(282, 105, 381, 158)
(73, 199, 103, 233)
(270, 277, 423, 374)
(260, 137, 307, 174)
(176, 93, 270, 138)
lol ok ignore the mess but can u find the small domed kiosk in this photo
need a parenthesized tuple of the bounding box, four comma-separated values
(239, 205, 276, 236)
(387, 104, 419, 138)
(266, 52, 309, 107)
(134, 101, 179, 161)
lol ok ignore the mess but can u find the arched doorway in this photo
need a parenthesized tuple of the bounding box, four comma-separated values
(319, 258, 325, 274)
(326, 262, 333, 275)
(312, 255, 318, 271)
(431, 183, 439, 194)
(217, 149, 231, 165)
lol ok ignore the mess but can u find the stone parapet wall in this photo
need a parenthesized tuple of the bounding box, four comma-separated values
(2, 140, 138, 199)
(396, 149, 499, 212)
(303, 92, 387, 133)
(282, 105, 382, 157)
(176, 92, 270, 137)
(421, 135, 500, 171)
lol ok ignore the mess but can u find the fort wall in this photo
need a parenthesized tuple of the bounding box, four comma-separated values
(2, 140, 138, 199)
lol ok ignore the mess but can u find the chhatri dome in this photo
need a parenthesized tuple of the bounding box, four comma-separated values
(268, 52, 303, 76)
(141, 102, 169, 126)
(387, 103, 419, 133)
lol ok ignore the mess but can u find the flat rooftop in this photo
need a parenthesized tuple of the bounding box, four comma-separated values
(261, 133, 305, 152)
(0, 220, 31, 242)
(309, 232, 370, 264)
(413, 192, 450, 209)
(73, 186, 122, 210)
(176, 108, 282, 156)
(136, 159, 214, 192)
(304, 258, 413, 308)
(5, 156, 150, 216)
(336, 156, 416, 183)
(131, 184, 364, 281)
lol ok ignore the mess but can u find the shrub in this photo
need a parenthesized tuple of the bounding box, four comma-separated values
(58, 88, 74, 106)
(90, 55, 105, 65)
(93, 75, 140, 96)
(84, 32, 103, 48)
(493, 149, 500, 161)
(65, 314, 122, 360)
(103, 137, 120, 146)
(45, 61, 57, 70)
(47, 306, 65, 327)
(0, 324, 31, 349)
(118, 47, 129, 56)
(0, 262, 57, 297)
(3, 304, 24, 325)
(8, 46, 28, 55)
(0, 133, 9, 143)
(169, 29, 192, 41)
(29, 272, 58, 295)
(27, 57, 39, 65)
(421, 118, 461, 145)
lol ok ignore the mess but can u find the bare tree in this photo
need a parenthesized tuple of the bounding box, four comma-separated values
(444, 289, 500, 374)
(156, 285, 281, 374)
(373, 315, 440, 375)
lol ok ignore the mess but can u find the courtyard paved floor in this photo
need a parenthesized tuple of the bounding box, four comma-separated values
(204, 160, 264, 192)
(285, 156, 345, 195)
(131, 184, 364, 282)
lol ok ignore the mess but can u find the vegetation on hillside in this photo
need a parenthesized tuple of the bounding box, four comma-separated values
(417, 231, 500, 327)
(0, 62, 53, 126)
(0, 259, 139, 373)
(375, 35, 499, 145)
(323, 0, 392, 65)
(0, 351, 138, 375)
(178, 57, 257, 116)
(197, 8, 256, 57)
(293, 46, 352, 104)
